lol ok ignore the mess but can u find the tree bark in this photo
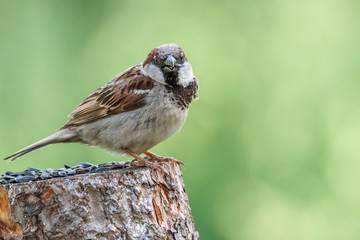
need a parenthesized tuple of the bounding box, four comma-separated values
(0, 161, 199, 240)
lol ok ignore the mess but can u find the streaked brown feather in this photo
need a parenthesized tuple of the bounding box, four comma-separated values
(61, 65, 154, 129)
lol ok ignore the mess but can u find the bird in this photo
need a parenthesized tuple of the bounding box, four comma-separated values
(4, 43, 199, 176)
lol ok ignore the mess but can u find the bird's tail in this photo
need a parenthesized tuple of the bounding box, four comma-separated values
(3, 129, 79, 161)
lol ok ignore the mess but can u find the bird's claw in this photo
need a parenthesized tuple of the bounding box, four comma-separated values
(130, 158, 171, 178)
(144, 151, 186, 168)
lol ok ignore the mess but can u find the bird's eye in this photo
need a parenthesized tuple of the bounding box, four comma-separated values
(153, 55, 158, 62)
(180, 52, 184, 61)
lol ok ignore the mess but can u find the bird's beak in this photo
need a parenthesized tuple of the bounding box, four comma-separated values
(164, 55, 176, 70)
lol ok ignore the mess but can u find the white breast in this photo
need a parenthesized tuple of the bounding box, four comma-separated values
(78, 84, 189, 155)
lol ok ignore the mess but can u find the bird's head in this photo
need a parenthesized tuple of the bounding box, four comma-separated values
(143, 43, 194, 87)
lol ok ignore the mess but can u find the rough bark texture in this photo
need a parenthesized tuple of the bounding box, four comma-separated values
(0, 161, 199, 240)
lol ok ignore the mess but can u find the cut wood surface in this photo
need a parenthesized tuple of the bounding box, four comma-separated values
(0, 161, 199, 240)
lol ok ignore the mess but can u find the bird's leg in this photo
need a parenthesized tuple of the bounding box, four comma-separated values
(122, 148, 170, 178)
(144, 151, 186, 168)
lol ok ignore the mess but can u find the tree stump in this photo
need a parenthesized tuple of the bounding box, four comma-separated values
(0, 161, 199, 240)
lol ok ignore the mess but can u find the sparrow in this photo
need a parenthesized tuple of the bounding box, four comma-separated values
(4, 43, 199, 176)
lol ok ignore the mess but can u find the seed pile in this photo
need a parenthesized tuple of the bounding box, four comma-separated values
(0, 161, 130, 185)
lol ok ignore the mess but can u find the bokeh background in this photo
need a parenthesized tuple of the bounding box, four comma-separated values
(1, 1, 360, 239)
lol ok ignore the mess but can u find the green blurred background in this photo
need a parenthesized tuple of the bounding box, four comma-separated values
(1, 0, 360, 239)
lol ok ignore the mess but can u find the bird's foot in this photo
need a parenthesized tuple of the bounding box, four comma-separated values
(144, 151, 186, 168)
(122, 148, 171, 178)
(130, 158, 170, 178)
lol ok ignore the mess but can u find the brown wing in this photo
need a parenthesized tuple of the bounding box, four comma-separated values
(60, 65, 154, 129)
